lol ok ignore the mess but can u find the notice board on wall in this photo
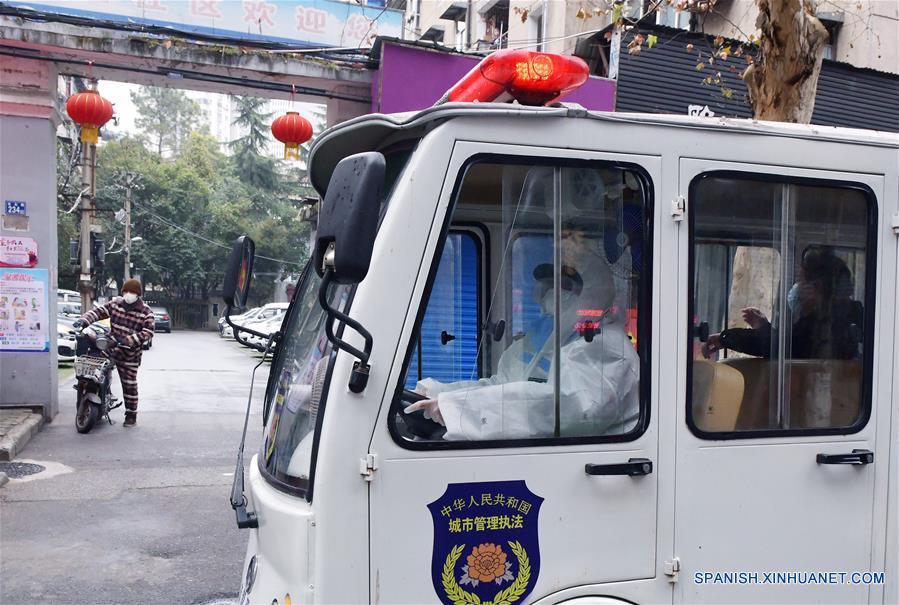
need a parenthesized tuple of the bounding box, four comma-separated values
(0, 268, 49, 352)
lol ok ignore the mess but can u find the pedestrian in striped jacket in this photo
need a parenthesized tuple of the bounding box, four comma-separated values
(78, 279, 154, 427)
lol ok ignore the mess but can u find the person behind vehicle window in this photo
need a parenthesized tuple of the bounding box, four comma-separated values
(405, 237, 639, 440)
(704, 246, 860, 360)
(74, 279, 154, 427)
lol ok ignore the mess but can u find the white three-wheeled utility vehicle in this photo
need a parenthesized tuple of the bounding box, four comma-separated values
(222, 50, 899, 605)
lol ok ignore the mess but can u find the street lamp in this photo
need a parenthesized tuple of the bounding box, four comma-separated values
(106, 236, 143, 255)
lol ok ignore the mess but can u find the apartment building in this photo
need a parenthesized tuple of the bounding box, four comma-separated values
(405, 0, 897, 75)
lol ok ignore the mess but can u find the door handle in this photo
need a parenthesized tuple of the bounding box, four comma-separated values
(816, 449, 874, 465)
(585, 458, 653, 476)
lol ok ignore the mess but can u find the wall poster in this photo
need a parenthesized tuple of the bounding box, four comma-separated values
(0, 236, 39, 267)
(0, 268, 50, 352)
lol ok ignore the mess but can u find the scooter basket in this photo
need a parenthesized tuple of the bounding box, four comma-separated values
(75, 356, 112, 383)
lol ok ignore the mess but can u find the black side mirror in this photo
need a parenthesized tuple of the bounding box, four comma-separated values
(223, 236, 255, 309)
(312, 152, 385, 394)
(313, 152, 386, 284)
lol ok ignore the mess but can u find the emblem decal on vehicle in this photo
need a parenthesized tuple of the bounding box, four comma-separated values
(428, 481, 543, 605)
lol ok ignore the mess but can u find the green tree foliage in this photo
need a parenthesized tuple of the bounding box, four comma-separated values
(130, 86, 202, 156)
(56, 134, 81, 291)
(229, 95, 277, 190)
(91, 131, 309, 305)
(59, 86, 313, 318)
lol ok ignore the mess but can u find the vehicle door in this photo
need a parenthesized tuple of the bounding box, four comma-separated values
(675, 160, 888, 604)
(369, 143, 668, 604)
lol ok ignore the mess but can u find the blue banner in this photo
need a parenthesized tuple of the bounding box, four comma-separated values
(6, 1, 403, 48)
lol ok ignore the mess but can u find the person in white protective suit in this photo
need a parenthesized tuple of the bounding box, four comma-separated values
(405, 238, 640, 441)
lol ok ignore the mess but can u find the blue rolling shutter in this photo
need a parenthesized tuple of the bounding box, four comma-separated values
(406, 232, 480, 388)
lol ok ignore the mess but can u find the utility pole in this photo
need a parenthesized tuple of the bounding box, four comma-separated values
(123, 182, 132, 281)
(78, 138, 97, 311)
(114, 171, 141, 286)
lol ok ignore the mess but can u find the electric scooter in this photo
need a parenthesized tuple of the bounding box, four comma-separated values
(72, 323, 127, 433)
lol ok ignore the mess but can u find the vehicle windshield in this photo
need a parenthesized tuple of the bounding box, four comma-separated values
(259, 144, 413, 495)
(259, 267, 348, 494)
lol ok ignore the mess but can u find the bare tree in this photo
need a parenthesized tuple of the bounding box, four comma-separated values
(576, 0, 870, 125)
(741, 0, 830, 123)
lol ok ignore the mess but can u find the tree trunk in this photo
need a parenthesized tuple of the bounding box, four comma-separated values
(742, 0, 829, 124)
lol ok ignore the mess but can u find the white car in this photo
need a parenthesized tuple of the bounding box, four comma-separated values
(224, 303, 288, 340)
(242, 314, 285, 349)
(221, 307, 261, 338)
(57, 322, 76, 363)
(219, 306, 259, 336)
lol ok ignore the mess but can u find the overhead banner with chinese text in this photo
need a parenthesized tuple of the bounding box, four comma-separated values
(6, 1, 402, 48)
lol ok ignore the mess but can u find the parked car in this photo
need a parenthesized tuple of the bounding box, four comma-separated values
(57, 322, 76, 363)
(223, 303, 287, 339)
(57, 288, 80, 305)
(151, 306, 171, 333)
(219, 306, 259, 336)
(58, 301, 82, 317)
(242, 314, 285, 350)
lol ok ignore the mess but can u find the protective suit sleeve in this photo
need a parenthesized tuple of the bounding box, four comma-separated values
(437, 324, 640, 441)
(438, 381, 556, 440)
(415, 340, 526, 397)
(416, 376, 500, 397)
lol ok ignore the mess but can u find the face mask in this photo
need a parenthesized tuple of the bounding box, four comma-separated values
(540, 289, 577, 317)
(123, 293, 138, 304)
(786, 283, 800, 315)
(539, 289, 554, 315)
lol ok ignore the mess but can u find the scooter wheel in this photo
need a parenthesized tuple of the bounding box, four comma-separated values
(75, 398, 100, 434)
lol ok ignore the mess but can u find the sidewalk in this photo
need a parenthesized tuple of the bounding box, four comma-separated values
(0, 409, 44, 485)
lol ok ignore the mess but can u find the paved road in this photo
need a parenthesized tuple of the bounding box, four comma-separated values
(1, 331, 269, 605)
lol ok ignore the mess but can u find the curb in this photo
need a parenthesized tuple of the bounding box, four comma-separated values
(0, 414, 44, 462)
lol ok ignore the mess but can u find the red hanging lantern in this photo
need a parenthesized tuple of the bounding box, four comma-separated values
(66, 90, 114, 145)
(271, 111, 313, 160)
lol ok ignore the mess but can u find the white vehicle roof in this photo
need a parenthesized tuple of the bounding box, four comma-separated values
(262, 302, 290, 309)
(308, 102, 899, 194)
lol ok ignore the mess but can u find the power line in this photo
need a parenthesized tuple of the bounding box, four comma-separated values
(356, 4, 391, 50)
(135, 206, 303, 266)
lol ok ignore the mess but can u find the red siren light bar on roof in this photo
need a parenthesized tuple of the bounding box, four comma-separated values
(439, 50, 590, 107)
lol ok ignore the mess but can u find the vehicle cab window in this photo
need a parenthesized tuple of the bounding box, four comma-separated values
(689, 173, 876, 436)
(391, 159, 652, 447)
